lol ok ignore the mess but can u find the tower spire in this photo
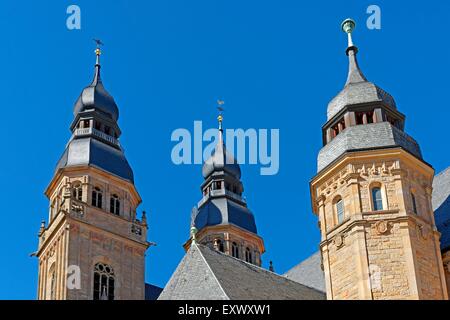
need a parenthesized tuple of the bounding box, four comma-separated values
(341, 18, 367, 86)
(217, 100, 225, 131)
(92, 39, 104, 85)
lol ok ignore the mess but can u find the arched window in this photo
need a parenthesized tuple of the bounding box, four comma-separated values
(335, 198, 345, 224)
(50, 271, 56, 300)
(245, 248, 252, 263)
(110, 194, 120, 215)
(372, 187, 383, 211)
(411, 193, 418, 215)
(92, 187, 103, 209)
(231, 242, 239, 258)
(214, 239, 225, 253)
(72, 183, 83, 201)
(93, 263, 115, 300)
(48, 263, 56, 300)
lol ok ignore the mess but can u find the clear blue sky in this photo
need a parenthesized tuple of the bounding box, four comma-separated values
(1, 0, 449, 299)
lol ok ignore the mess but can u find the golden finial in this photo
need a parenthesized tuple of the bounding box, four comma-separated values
(93, 39, 104, 65)
(217, 100, 225, 130)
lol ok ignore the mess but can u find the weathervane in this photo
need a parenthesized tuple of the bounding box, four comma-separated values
(93, 38, 104, 64)
(217, 100, 225, 130)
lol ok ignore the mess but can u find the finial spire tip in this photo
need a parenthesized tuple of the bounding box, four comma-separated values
(341, 18, 357, 53)
(217, 100, 225, 130)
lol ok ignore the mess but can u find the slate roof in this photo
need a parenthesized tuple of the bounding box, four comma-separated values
(192, 197, 258, 234)
(145, 283, 163, 300)
(433, 167, 450, 251)
(56, 137, 134, 182)
(158, 243, 325, 300)
(317, 122, 422, 172)
(283, 252, 325, 293)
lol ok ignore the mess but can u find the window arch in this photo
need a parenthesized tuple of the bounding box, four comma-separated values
(214, 239, 224, 253)
(92, 187, 103, 209)
(110, 194, 120, 215)
(48, 263, 56, 300)
(245, 247, 252, 263)
(372, 187, 384, 211)
(93, 263, 115, 300)
(334, 197, 345, 224)
(231, 242, 239, 258)
(72, 183, 83, 201)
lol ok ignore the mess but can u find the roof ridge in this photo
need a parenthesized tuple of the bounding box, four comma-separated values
(194, 243, 229, 299)
(435, 166, 450, 179)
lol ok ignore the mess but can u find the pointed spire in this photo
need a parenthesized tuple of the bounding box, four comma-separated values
(92, 39, 104, 85)
(141, 210, 148, 227)
(341, 19, 367, 86)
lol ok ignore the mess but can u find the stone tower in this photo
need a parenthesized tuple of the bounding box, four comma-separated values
(184, 114, 265, 266)
(310, 19, 448, 300)
(36, 46, 149, 300)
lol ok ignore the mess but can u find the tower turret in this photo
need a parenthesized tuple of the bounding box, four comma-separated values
(310, 19, 448, 300)
(184, 108, 265, 266)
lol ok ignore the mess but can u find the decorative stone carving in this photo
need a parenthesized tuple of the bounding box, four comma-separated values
(71, 203, 84, 216)
(334, 234, 344, 248)
(131, 224, 142, 236)
(374, 221, 389, 235)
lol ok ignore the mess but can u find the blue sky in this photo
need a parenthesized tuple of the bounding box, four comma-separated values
(1, 1, 449, 299)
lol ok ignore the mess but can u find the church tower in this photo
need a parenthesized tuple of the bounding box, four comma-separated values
(184, 113, 265, 266)
(36, 46, 149, 300)
(310, 20, 448, 300)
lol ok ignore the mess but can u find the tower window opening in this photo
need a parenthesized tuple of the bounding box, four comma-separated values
(214, 181, 222, 190)
(245, 247, 252, 263)
(336, 199, 345, 224)
(110, 194, 120, 215)
(214, 239, 224, 253)
(92, 187, 103, 209)
(72, 184, 83, 201)
(94, 121, 101, 131)
(104, 126, 111, 135)
(93, 263, 115, 300)
(231, 242, 239, 258)
(372, 187, 384, 211)
(83, 120, 90, 128)
(367, 111, 374, 124)
(411, 193, 418, 215)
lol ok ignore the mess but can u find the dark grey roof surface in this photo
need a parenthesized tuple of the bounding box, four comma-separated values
(56, 137, 134, 182)
(159, 244, 325, 300)
(193, 197, 258, 234)
(202, 129, 241, 179)
(144, 283, 163, 300)
(317, 122, 422, 172)
(433, 167, 450, 251)
(327, 48, 396, 121)
(73, 64, 119, 121)
(284, 252, 325, 293)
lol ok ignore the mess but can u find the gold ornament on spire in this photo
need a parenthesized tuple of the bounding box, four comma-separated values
(93, 39, 104, 64)
(217, 100, 225, 130)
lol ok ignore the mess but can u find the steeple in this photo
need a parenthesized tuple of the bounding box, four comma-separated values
(56, 41, 134, 182)
(37, 42, 149, 300)
(318, 18, 421, 173)
(341, 19, 367, 86)
(185, 103, 264, 266)
(310, 19, 448, 300)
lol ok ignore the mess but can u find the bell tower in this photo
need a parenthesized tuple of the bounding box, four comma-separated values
(310, 19, 448, 300)
(36, 44, 149, 300)
(184, 111, 265, 266)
